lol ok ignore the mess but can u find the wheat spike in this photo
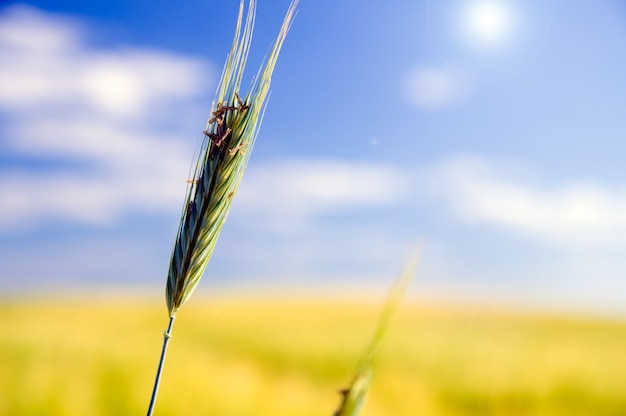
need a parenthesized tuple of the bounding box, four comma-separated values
(147, 2, 298, 414)
(165, 0, 298, 317)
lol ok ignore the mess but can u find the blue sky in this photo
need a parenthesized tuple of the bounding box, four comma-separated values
(1, 0, 626, 313)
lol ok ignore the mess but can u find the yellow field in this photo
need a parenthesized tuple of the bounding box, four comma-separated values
(1, 295, 626, 415)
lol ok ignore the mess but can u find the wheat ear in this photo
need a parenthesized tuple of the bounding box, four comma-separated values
(146, 1, 298, 415)
(333, 245, 422, 416)
(167, 0, 298, 317)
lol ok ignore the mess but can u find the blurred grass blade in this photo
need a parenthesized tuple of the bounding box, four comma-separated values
(334, 244, 422, 416)
(165, 0, 298, 317)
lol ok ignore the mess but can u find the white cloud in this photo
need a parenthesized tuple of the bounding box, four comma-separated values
(218, 153, 626, 246)
(0, 3, 78, 52)
(233, 159, 408, 232)
(404, 66, 472, 109)
(427, 155, 626, 245)
(0, 126, 192, 230)
(0, 5, 215, 230)
(0, 5, 209, 119)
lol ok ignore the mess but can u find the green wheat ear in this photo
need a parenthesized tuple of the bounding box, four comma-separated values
(165, 0, 298, 317)
(334, 245, 422, 416)
(146, 2, 298, 415)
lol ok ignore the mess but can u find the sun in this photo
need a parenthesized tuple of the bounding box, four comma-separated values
(426, 0, 551, 79)
(463, 1, 515, 49)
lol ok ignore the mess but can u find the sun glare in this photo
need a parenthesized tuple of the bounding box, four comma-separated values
(427, 0, 551, 79)
(463, 1, 514, 48)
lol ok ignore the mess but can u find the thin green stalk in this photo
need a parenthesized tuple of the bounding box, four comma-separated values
(146, 315, 175, 416)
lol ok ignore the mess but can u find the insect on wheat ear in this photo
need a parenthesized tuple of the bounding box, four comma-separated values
(203, 127, 232, 148)
(208, 103, 234, 125)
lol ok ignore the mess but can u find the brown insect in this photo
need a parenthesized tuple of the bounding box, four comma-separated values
(203, 128, 232, 147)
(208, 101, 237, 125)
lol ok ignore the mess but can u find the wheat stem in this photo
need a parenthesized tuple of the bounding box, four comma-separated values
(146, 315, 176, 416)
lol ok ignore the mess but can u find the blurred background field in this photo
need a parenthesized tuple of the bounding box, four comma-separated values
(2, 295, 626, 416)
